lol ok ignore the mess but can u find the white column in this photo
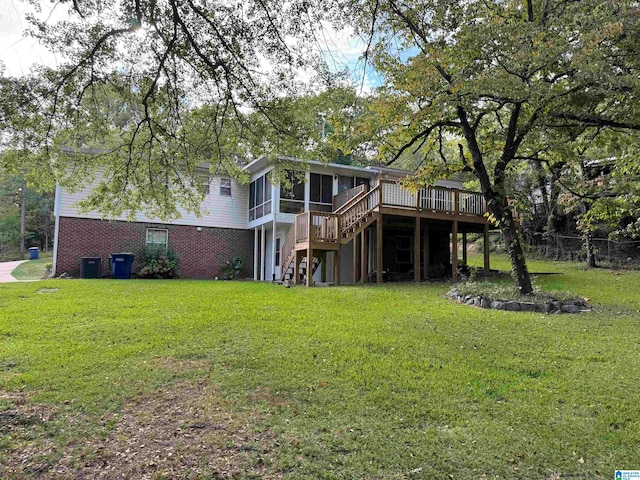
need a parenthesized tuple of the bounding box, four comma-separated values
(260, 224, 266, 281)
(304, 170, 310, 212)
(253, 228, 259, 281)
(271, 219, 277, 281)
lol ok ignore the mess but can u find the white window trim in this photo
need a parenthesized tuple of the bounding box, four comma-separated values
(146, 228, 169, 252)
(220, 177, 232, 196)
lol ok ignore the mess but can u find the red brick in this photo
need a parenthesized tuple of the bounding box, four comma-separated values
(56, 217, 254, 279)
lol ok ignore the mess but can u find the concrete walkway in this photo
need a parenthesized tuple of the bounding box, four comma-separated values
(0, 260, 27, 283)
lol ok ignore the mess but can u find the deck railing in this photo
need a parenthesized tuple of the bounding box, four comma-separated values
(341, 186, 381, 234)
(458, 191, 485, 215)
(310, 212, 340, 243)
(333, 184, 367, 211)
(419, 187, 453, 211)
(282, 181, 486, 272)
(381, 180, 486, 216)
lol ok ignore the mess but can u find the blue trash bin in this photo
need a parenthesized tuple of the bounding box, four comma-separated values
(28, 247, 39, 260)
(110, 253, 135, 279)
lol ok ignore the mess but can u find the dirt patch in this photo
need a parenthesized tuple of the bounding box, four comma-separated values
(1, 382, 282, 479)
(149, 357, 212, 375)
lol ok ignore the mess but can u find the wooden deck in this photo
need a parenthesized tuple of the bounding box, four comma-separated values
(281, 181, 490, 285)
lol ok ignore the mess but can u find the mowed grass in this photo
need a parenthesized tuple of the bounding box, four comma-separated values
(1, 256, 640, 478)
(10, 252, 53, 281)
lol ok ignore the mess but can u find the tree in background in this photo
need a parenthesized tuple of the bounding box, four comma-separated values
(0, 169, 54, 260)
(329, 0, 640, 293)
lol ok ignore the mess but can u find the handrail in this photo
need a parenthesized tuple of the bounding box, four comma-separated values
(280, 222, 297, 275)
(333, 184, 367, 212)
(340, 185, 380, 235)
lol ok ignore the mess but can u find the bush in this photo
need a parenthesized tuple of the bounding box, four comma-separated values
(454, 280, 582, 303)
(219, 257, 243, 280)
(138, 246, 179, 279)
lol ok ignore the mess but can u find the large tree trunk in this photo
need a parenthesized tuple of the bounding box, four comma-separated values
(499, 208, 534, 294)
(456, 105, 533, 294)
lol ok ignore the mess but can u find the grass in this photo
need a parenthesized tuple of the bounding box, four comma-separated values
(1, 255, 640, 478)
(9, 252, 53, 281)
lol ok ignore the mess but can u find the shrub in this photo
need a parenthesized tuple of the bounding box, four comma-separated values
(138, 246, 179, 279)
(454, 280, 582, 303)
(219, 257, 243, 280)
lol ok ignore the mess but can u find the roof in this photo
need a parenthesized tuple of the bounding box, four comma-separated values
(243, 155, 410, 177)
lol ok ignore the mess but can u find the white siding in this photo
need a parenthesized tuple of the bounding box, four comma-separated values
(58, 176, 249, 230)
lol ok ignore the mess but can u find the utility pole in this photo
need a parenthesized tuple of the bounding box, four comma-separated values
(20, 183, 26, 256)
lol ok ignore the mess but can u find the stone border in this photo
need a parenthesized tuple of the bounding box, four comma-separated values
(446, 288, 592, 314)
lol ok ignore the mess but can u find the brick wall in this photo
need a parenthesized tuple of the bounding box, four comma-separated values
(55, 217, 254, 279)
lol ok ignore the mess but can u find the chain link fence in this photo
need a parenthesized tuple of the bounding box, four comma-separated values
(519, 232, 640, 265)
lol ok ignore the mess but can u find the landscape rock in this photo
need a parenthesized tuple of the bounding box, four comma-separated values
(503, 301, 521, 311)
(561, 304, 580, 313)
(536, 303, 552, 314)
(446, 288, 590, 314)
(490, 300, 504, 310)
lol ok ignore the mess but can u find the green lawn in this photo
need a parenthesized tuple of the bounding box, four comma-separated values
(9, 252, 53, 281)
(1, 256, 639, 478)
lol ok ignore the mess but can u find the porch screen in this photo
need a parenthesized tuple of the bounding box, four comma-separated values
(249, 174, 272, 221)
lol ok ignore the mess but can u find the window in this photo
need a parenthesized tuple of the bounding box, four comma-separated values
(146, 228, 168, 252)
(310, 173, 333, 211)
(220, 177, 232, 196)
(249, 174, 272, 220)
(310, 173, 333, 204)
(338, 175, 369, 193)
(396, 236, 413, 264)
(275, 237, 281, 266)
(280, 171, 305, 214)
(199, 175, 211, 195)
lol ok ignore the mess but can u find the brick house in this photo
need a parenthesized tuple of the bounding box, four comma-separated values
(53, 157, 492, 283)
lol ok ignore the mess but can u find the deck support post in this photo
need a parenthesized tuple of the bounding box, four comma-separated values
(306, 246, 313, 287)
(452, 220, 458, 280)
(334, 249, 340, 285)
(353, 234, 359, 283)
(321, 251, 327, 283)
(360, 230, 367, 283)
(414, 217, 421, 282)
(424, 222, 429, 280)
(376, 214, 383, 284)
(293, 250, 300, 285)
(483, 223, 490, 275)
(462, 232, 468, 266)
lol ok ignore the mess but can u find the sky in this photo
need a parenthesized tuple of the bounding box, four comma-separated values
(0, 0, 67, 76)
(0, 1, 387, 90)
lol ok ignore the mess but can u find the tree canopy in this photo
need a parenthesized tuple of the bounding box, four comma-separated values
(328, 0, 640, 292)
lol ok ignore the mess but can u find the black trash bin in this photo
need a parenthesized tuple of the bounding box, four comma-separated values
(110, 253, 135, 279)
(81, 257, 102, 278)
(29, 247, 39, 260)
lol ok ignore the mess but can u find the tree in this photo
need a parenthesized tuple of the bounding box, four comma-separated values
(1, 0, 332, 219)
(329, 0, 640, 293)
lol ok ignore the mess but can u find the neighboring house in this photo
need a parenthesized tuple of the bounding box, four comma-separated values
(53, 157, 492, 283)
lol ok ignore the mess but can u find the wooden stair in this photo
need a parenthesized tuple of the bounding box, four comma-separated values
(280, 184, 382, 284)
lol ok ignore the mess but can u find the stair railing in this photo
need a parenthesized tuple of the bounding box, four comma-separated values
(340, 185, 380, 236)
